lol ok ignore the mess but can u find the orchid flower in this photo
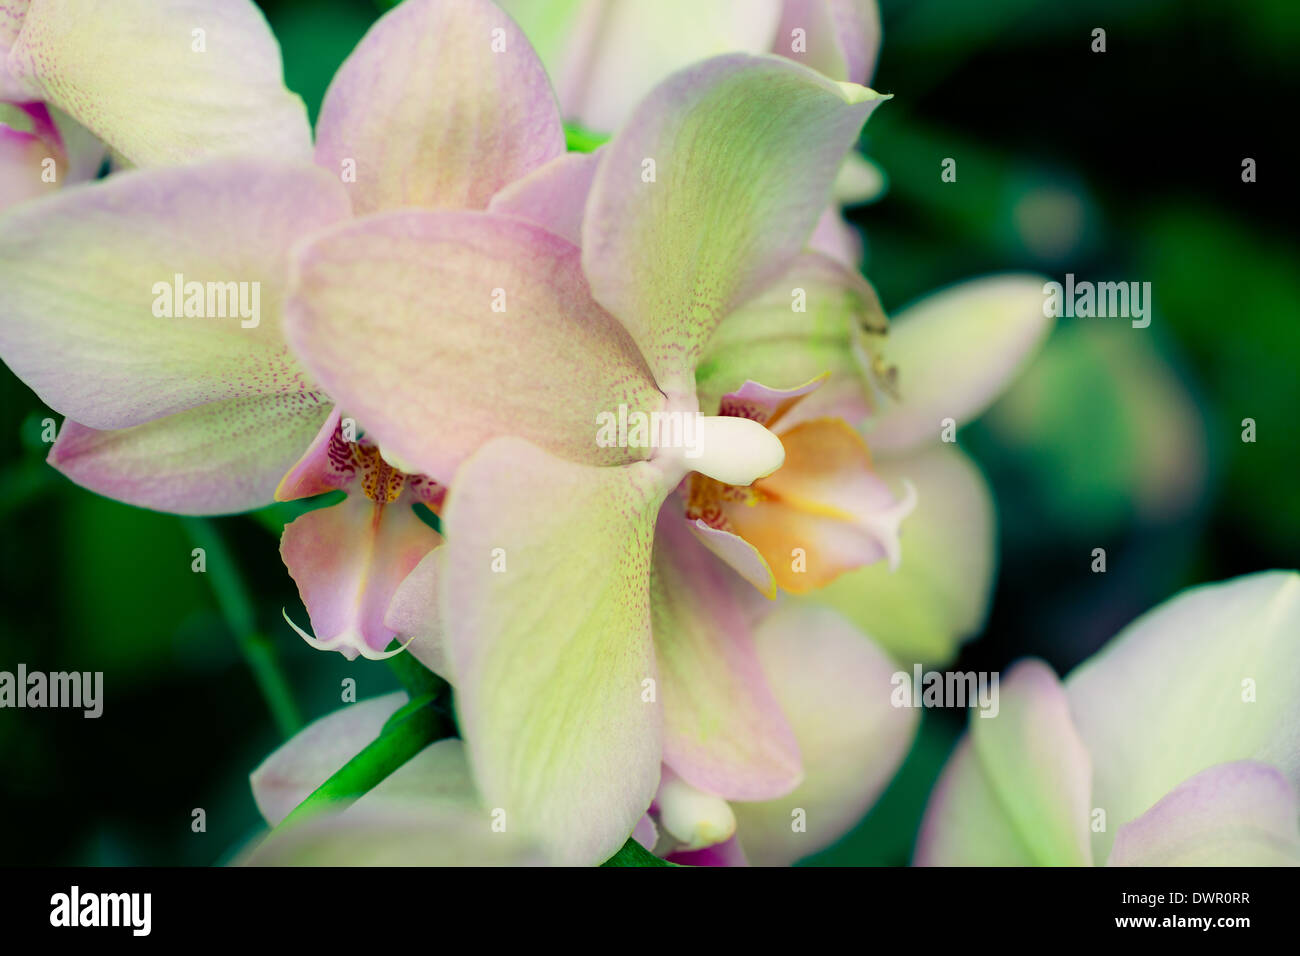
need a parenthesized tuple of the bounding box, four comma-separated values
(244, 602, 914, 866)
(916, 571, 1300, 866)
(712, 272, 1054, 666)
(0, 0, 580, 659)
(497, 0, 887, 265)
(284, 39, 920, 861)
(493, 0, 1055, 670)
(0, 0, 310, 211)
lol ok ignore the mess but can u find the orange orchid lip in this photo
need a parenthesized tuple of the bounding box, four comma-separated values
(684, 377, 915, 595)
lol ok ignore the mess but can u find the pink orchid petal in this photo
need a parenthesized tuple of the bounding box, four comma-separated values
(582, 53, 887, 395)
(652, 511, 802, 801)
(499, 0, 784, 133)
(719, 376, 826, 427)
(808, 204, 862, 266)
(0, 1, 29, 98)
(0, 159, 351, 430)
(442, 437, 667, 865)
(286, 209, 664, 486)
(686, 519, 778, 599)
(275, 408, 351, 502)
(486, 147, 603, 246)
(774, 0, 882, 85)
(915, 660, 1093, 866)
(632, 813, 659, 852)
(1107, 761, 1300, 867)
(281, 496, 442, 660)
(696, 250, 885, 425)
(49, 396, 332, 515)
(0, 108, 59, 210)
(250, 691, 408, 827)
(732, 605, 917, 865)
(9, 0, 310, 166)
(315, 0, 564, 216)
(384, 547, 450, 680)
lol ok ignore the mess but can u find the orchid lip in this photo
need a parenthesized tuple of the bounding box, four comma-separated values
(281, 608, 416, 661)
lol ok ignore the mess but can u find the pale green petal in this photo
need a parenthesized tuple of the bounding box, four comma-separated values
(1107, 761, 1300, 867)
(442, 438, 668, 865)
(833, 151, 886, 205)
(0, 159, 350, 430)
(695, 249, 884, 421)
(10, 0, 310, 165)
(867, 274, 1053, 454)
(915, 660, 1093, 866)
(583, 53, 888, 395)
(1067, 571, 1300, 864)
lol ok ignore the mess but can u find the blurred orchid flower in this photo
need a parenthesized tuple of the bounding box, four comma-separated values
(777, 275, 1054, 666)
(0, 0, 310, 211)
(498, 0, 882, 133)
(497, 0, 887, 265)
(285, 45, 902, 862)
(0, 0, 576, 659)
(916, 571, 1300, 866)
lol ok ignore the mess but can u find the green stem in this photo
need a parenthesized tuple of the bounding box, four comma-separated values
(181, 516, 303, 739)
(386, 648, 449, 700)
(275, 693, 455, 830)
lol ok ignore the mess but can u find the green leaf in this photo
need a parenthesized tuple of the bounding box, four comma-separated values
(600, 837, 676, 867)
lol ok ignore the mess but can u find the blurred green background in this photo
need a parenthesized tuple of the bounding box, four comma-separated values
(1, 0, 1295, 865)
